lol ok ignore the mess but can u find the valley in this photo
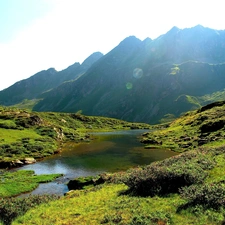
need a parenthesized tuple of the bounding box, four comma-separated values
(1, 25, 225, 224)
(1, 101, 225, 224)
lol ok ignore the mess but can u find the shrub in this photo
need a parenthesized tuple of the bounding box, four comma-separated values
(124, 151, 215, 196)
(0, 195, 59, 225)
(24, 143, 44, 152)
(180, 181, 225, 209)
(36, 127, 57, 138)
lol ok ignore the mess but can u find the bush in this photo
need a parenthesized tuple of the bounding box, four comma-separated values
(0, 195, 59, 225)
(24, 143, 44, 152)
(124, 151, 215, 196)
(180, 181, 225, 209)
(36, 127, 57, 138)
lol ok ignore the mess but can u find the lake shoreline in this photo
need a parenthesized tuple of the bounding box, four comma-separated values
(15, 129, 177, 196)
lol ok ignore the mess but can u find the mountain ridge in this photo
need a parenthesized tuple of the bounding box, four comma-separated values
(0, 52, 103, 106)
(1, 25, 225, 123)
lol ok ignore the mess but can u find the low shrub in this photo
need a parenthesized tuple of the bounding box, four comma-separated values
(24, 143, 44, 152)
(124, 151, 215, 196)
(0, 195, 60, 225)
(36, 127, 57, 138)
(180, 181, 225, 209)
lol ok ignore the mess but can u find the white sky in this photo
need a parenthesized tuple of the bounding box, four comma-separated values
(0, 0, 225, 90)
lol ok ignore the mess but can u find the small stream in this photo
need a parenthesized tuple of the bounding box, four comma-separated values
(17, 130, 177, 196)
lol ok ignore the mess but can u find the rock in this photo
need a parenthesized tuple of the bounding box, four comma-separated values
(13, 159, 24, 166)
(23, 157, 36, 164)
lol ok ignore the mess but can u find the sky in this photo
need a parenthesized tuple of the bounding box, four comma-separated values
(0, 0, 225, 91)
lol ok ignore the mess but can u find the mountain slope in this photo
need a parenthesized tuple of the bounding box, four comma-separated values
(0, 52, 103, 106)
(2, 25, 225, 123)
(34, 26, 225, 123)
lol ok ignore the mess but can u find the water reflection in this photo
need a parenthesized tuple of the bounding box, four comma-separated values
(17, 130, 177, 195)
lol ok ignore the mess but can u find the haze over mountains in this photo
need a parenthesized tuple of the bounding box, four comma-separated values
(1, 25, 225, 124)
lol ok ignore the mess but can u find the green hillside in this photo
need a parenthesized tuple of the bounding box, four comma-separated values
(0, 106, 149, 168)
(0, 52, 103, 106)
(1, 26, 225, 124)
(141, 100, 225, 152)
(0, 101, 225, 224)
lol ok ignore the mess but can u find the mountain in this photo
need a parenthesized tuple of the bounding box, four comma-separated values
(1, 25, 225, 123)
(0, 52, 103, 106)
(32, 26, 225, 123)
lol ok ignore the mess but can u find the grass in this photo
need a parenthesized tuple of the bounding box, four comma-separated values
(12, 184, 178, 225)
(0, 106, 151, 166)
(141, 101, 225, 153)
(11, 101, 225, 225)
(0, 170, 62, 198)
(12, 183, 225, 224)
(10, 145, 225, 225)
(206, 153, 225, 183)
(4, 102, 225, 224)
(13, 99, 41, 110)
(0, 129, 41, 144)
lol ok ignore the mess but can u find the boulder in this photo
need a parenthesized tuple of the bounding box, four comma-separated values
(13, 159, 24, 166)
(23, 157, 36, 164)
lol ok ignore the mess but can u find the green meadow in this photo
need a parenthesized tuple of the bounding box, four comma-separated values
(2, 102, 225, 224)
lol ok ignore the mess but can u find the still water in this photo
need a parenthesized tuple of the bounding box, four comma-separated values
(18, 130, 177, 195)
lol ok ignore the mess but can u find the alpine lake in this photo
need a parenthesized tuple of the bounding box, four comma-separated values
(17, 130, 177, 196)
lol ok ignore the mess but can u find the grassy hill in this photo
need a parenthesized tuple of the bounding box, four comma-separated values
(1, 101, 225, 224)
(141, 100, 225, 152)
(0, 106, 149, 168)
